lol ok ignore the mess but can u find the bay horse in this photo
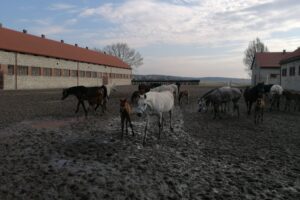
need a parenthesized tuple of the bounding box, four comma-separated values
(282, 90, 300, 111)
(254, 96, 265, 124)
(120, 99, 134, 139)
(134, 91, 174, 145)
(243, 82, 265, 115)
(178, 90, 189, 105)
(61, 86, 105, 116)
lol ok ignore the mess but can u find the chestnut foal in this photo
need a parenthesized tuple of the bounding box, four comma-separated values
(120, 99, 135, 138)
(254, 96, 265, 124)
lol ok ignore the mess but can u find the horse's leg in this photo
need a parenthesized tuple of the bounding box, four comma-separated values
(248, 102, 253, 115)
(121, 114, 125, 139)
(158, 113, 162, 139)
(169, 110, 173, 131)
(127, 114, 134, 137)
(81, 101, 88, 117)
(143, 115, 149, 145)
(75, 100, 81, 113)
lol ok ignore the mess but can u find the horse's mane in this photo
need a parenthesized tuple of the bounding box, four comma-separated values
(201, 88, 217, 99)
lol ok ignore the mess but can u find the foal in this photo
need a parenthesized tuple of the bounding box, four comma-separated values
(178, 90, 189, 105)
(120, 99, 134, 139)
(254, 96, 265, 124)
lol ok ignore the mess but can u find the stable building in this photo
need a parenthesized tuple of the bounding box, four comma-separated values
(251, 51, 289, 86)
(280, 48, 300, 91)
(0, 26, 132, 90)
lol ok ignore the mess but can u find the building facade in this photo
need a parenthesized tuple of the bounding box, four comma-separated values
(251, 52, 289, 86)
(0, 26, 132, 90)
(280, 48, 300, 91)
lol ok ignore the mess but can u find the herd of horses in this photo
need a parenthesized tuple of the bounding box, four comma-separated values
(61, 82, 300, 144)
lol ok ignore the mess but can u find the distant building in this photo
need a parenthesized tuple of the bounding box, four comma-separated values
(280, 48, 300, 91)
(0, 26, 132, 90)
(251, 51, 289, 85)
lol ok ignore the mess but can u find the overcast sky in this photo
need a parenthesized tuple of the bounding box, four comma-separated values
(1, 0, 300, 78)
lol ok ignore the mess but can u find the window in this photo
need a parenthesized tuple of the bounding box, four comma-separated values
(54, 69, 61, 76)
(62, 69, 70, 77)
(71, 70, 77, 77)
(8, 65, 14, 75)
(18, 66, 28, 76)
(79, 71, 85, 77)
(282, 68, 287, 77)
(92, 72, 97, 78)
(86, 71, 91, 78)
(31, 67, 41, 76)
(270, 74, 277, 79)
(43, 68, 52, 76)
(289, 67, 295, 76)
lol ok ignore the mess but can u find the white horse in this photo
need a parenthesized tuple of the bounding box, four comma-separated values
(134, 91, 174, 145)
(269, 84, 283, 111)
(150, 84, 178, 98)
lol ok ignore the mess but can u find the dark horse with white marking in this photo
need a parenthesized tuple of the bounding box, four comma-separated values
(243, 82, 265, 115)
(61, 86, 105, 116)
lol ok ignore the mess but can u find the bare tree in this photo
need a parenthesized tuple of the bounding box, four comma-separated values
(101, 43, 143, 69)
(243, 38, 269, 77)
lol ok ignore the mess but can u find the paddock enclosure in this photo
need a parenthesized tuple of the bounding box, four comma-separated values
(0, 85, 299, 199)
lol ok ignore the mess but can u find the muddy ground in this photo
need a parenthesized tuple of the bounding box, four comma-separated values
(0, 85, 299, 200)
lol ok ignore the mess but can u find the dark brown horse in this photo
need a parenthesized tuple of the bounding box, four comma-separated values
(120, 99, 134, 138)
(61, 86, 105, 116)
(243, 82, 265, 115)
(282, 90, 300, 111)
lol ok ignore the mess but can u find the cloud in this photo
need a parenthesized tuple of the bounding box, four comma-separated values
(48, 3, 76, 11)
(78, 0, 300, 48)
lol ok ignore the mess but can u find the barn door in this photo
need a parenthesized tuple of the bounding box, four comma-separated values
(0, 70, 3, 89)
(103, 74, 108, 85)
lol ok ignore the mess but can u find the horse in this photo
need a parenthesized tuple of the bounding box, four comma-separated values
(269, 85, 283, 111)
(138, 83, 161, 95)
(134, 91, 174, 145)
(178, 90, 189, 105)
(254, 96, 265, 124)
(176, 82, 181, 94)
(61, 86, 105, 116)
(282, 90, 300, 111)
(243, 82, 265, 115)
(150, 84, 178, 98)
(120, 99, 134, 139)
(198, 86, 242, 119)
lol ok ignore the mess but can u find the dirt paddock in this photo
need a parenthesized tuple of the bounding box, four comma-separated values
(0, 85, 299, 199)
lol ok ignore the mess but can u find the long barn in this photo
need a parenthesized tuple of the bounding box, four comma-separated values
(0, 25, 132, 90)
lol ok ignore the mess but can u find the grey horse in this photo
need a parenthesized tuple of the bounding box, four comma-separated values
(198, 86, 242, 119)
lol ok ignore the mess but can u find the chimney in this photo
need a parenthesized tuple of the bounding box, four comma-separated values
(85, 46, 88, 49)
(23, 29, 27, 34)
(41, 34, 45, 38)
(283, 49, 286, 54)
(75, 43, 78, 47)
(61, 40, 64, 43)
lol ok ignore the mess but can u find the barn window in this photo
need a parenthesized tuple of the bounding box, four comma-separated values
(86, 71, 91, 78)
(8, 65, 14, 75)
(289, 67, 295, 76)
(31, 67, 41, 76)
(282, 68, 287, 77)
(54, 69, 61, 76)
(92, 72, 97, 78)
(62, 69, 70, 77)
(79, 71, 85, 77)
(70, 70, 77, 77)
(17, 66, 28, 76)
(43, 68, 52, 76)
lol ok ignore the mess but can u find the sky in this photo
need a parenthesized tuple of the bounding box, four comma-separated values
(1, 0, 300, 78)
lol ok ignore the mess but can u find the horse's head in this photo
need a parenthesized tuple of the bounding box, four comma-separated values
(120, 98, 127, 112)
(136, 94, 148, 117)
(198, 98, 207, 112)
(61, 88, 69, 100)
(131, 91, 140, 106)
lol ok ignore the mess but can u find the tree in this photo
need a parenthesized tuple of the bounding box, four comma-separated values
(101, 43, 143, 69)
(243, 38, 269, 77)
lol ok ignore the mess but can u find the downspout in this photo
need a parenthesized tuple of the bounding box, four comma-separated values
(14, 53, 18, 90)
(77, 62, 79, 86)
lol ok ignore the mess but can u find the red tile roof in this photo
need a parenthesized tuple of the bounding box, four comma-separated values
(0, 27, 130, 69)
(253, 52, 290, 68)
(280, 48, 300, 64)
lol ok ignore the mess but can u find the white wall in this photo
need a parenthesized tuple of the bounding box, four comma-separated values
(281, 60, 300, 91)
